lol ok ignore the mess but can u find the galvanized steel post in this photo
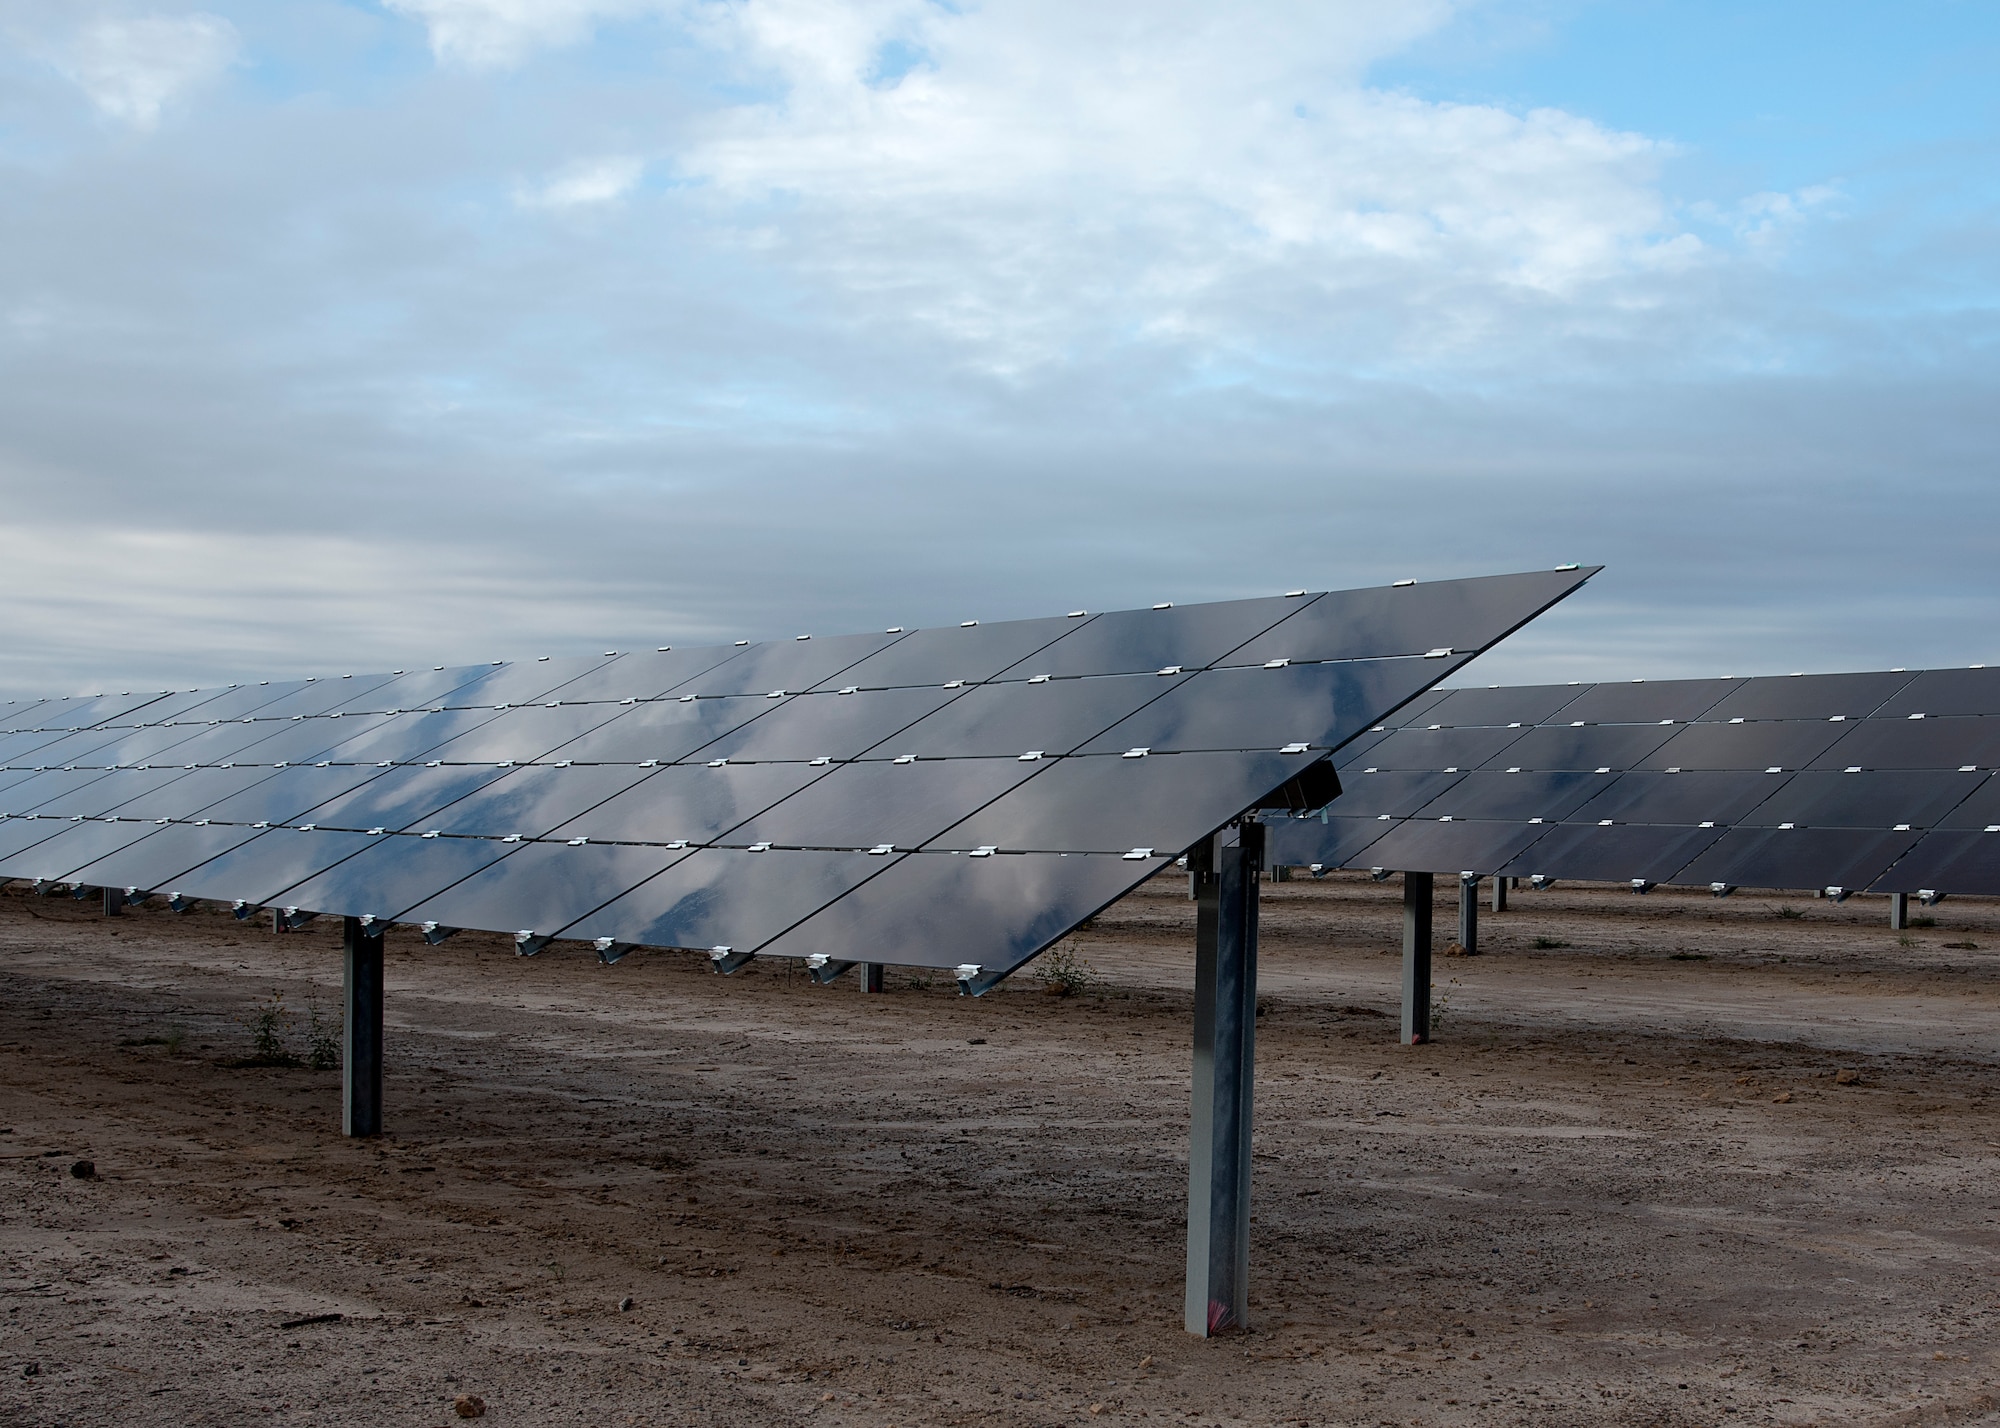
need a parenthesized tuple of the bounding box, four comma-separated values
(1457, 871, 1479, 956)
(1185, 822, 1260, 1336)
(343, 916, 384, 1138)
(1403, 872, 1433, 1045)
(1889, 892, 1908, 931)
(859, 963, 885, 994)
(1491, 874, 1509, 913)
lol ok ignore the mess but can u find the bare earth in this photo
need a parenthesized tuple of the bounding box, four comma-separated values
(5, 874, 2000, 1428)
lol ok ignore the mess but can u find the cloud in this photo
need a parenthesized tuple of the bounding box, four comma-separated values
(517, 154, 646, 209)
(54, 11, 240, 130)
(383, 0, 656, 69)
(665, 0, 1696, 375)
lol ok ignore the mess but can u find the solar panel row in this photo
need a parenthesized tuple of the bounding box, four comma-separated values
(0, 569, 1595, 984)
(1265, 666, 2000, 897)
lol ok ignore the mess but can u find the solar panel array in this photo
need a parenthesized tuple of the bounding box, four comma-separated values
(0, 569, 1592, 983)
(1265, 666, 2000, 898)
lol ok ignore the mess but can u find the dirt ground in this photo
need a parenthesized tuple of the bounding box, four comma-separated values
(5, 873, 2000, 1428)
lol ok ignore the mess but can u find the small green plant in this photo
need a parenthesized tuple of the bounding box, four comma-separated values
(1910, 915, 1937, 929)
(305, 997, 341, 1071)
(1036, 940, 1096, 997)
(904, 968, 936, 991)
(161, 1025, 187, 1056)
(1532, 936, 1569, 950)
(1897, 934, 1917, 949)
(1773, 904, 1806, 920)
(231, 990, 301, 1067)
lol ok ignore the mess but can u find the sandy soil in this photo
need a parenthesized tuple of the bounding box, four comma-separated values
(5, 874, 2000, 1427)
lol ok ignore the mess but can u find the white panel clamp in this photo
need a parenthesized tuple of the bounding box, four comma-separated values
(955, 962, 1009, 997)
(593, 936, 632, 966)
(1824, 886, 1852, 904)
(708, 945, 756, 975)
(231, 899, 261, 921)
(1919, 889, 1946, 906)
(1629, 880, 1654, 895)
(280, 907, 319, 930)
(421, 921, 458, 945)
(806, 954, 856, 986)
(1528, 875, 1555, 891)
(1709, 882, 1736, 898)
(513, 930, 552, 957)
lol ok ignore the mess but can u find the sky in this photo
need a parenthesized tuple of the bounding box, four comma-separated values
(1, 0, 1996, 698)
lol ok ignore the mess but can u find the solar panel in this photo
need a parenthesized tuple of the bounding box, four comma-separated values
(1411, 770, 1606, 823)
(1348, 818, 1548, 876)
(1266, 663, 2000, 900)
(1497, 823, 1726, 884)
(3, 568, 1594, 986)
(1418, 684, 1587, 729)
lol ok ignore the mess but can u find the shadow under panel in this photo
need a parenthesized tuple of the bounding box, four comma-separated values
(1495, 823, 1725, 885)
(758, 850, 1168, 976)
(400, 841, 693, 939)
(1263, 815, 1399, 869)
(1673, 826, 1922, 893)
(556, 848, 897, 952)
(1343, 819, 1550, 875)
(1867, 831, 2000, 895)
(926, 749, 1305, 854)
(725, 757, 1040, 850)
(273, 834, 516, 922)
(1074, 659, 1449, 756)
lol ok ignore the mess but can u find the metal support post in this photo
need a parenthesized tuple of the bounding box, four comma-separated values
(1491, 875, 1508, 913)
(1889, 892, 1908, 931)
(859, 962, 885, 994)
(1457, 872, 1479, 955)
(1185, 822, 1260, 1337)
(102, 886, 121, 918)
(343, 916, 384, 1138)
(1403, 872, 1433, 1046)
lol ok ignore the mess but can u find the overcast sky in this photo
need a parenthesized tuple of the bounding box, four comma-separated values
(2, 0, 1995, 699)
